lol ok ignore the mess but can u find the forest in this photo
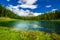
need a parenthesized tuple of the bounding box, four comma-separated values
(0, 5, 60, 21)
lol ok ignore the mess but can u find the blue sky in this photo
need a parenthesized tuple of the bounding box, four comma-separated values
(0, 0, 60, 16)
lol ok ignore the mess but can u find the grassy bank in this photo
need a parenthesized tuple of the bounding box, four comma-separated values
(0, 17, 18, 22)
(0, 27, 60, 40)
(0, 17, 60, 21)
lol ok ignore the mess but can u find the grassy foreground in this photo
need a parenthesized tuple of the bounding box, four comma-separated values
(0, 27, 60, 40)
(0, 17, 60, 40)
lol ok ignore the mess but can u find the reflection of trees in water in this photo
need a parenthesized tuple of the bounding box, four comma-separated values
(39, 21, 60, 33)
(0, 21, 15, 27)
(0, 20, 60, 33)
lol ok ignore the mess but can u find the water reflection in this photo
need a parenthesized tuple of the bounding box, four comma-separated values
(0, 20, 60, 34)
(39, 21, 60, 34)
(13, 20, 43, 30)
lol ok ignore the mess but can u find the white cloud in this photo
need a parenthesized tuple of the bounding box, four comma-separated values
(18, 0, 37, 9)
(6, 4, 41, 16)
(51, 9, 58, 11)
(6, 5, 30, 16)
(6, 5, 19, 11)
(18, 0, 37, 5)
(16, 9, 26, 16)
(6, 0, 42, 16)
(19, 4, 37, 9)
(33, 13, 42, 16)
(17, 9, 42, 16)
(25, 0, 37, 5)
(6, 0, 10, 2)
(45, 5, 52, 8)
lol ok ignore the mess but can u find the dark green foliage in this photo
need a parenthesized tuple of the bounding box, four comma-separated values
(0, 5, 20, 19)
(18, 10, 60, 20)
(0, 5, 60, 20)
(28, 10, 60, 20)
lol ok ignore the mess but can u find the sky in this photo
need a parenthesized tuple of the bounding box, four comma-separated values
(0, 0, 60, 16)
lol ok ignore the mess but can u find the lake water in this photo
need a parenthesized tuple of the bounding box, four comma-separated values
(0, 20, 60, 34)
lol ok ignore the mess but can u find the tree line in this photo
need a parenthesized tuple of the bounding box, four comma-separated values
(0, 5, 60, 21)
(0, 5, 21, 19)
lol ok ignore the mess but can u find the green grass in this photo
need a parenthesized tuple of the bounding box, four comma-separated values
(0, 17, 60, 22)
(0, 27, 60, 40)
(0, 17, 60, 40)
(0, 17, 18, 22)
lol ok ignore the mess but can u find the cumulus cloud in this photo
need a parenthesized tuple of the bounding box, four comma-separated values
(19, 4, 37, 9)
(45, 5, 52, 8)
(18, 0, 37, 5)
(6, 4, 41, 16)
(6, 5, 29, 16)
(18, 0, 37, 9)
(6, 0, 38, 16)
